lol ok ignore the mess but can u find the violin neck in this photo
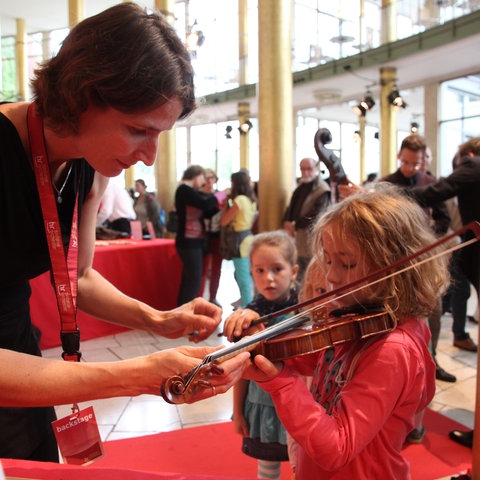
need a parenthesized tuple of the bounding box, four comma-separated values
(208, 314, 310, 364)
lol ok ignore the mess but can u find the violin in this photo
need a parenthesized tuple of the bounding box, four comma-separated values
(161, 304, 396, 405)
(160, 221, 480, 405)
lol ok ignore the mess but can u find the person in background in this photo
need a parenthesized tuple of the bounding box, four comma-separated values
(175, 165, 220, 306)
(96, 180, 136, 235)
(283, 157, 331, 284)
(380, 134, 455, 387)
(225, 230, 299, 480)
(220, 170, 257, 308)
(198, 168, 225, 308)
(228, 187, 448, 479)
(133, 178, 164, 237)
(0, 3, 250, 462)
(407, 137, 480, 450)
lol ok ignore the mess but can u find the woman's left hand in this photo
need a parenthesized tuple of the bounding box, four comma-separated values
(153, 297, 222, 342)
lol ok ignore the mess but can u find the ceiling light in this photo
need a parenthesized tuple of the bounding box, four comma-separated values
(238, 120, 253, 135)
(360, 94, 375, 111)
(410, 122, 419, 134)
(352, 104, 366, 117)
(388, 87, 407, 109)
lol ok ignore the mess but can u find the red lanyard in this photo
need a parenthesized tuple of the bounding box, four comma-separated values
(27, 103, 81, 362)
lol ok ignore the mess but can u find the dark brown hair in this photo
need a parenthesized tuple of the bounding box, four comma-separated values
(230, 170, 256, 202)
(182, 165, 205, 180)
(31, 2, 195, 134)
(399, 134, 426, 153)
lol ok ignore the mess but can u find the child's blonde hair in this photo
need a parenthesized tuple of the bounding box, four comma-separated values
(249, 230, 297, 267)
(312, 185, 450, 318)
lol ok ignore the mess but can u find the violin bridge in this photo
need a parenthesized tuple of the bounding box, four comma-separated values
(312, 307, 328, 324)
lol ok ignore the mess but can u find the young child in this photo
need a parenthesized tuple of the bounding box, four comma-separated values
(226, 187, 450, 479)
(225, 230, 299, 479)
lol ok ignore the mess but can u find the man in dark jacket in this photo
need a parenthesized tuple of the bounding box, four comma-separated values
(410, 137, 480, 450)
(381, 135, 454, 385)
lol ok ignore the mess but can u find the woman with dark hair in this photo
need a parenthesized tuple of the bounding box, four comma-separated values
(0, 3, 249, 462)
(133, 179, 164, 237)
(220, 170, 257, 307)
(175, 165, 220, 305)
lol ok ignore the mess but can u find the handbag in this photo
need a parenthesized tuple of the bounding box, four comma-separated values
(219, 225, 251, 260)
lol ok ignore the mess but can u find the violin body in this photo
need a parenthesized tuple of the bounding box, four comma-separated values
(253, 309, 396, 362)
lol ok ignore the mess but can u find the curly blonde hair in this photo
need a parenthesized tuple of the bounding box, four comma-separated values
(311, 185, 450, 318)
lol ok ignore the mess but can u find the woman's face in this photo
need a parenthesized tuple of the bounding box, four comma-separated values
(73, 98, 183, 177)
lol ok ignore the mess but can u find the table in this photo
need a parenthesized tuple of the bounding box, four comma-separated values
(30, 239, 182, 349)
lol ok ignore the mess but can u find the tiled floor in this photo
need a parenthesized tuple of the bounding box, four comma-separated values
(42, 261, 478, 453)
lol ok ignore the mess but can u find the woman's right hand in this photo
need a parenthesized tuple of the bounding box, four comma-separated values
(135, 345, 251, 402)
(222, 308, 263, 342)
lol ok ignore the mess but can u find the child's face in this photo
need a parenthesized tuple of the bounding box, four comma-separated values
(319, 225, 372, 309)
(250, 245, 298, 302)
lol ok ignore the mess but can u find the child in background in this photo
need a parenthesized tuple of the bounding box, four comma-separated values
(225, 230, 299, 479)
(226, 186, 450, 479)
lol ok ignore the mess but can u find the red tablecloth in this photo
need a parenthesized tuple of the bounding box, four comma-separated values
(0, 459, 254, 480)
(30, 239, 182, 349)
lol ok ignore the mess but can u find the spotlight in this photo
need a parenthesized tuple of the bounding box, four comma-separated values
(239, 120, 253, 135)
(388, 88, 407, 109)
(353, 130, 361, 142)
(352, 104, 366, 117)
(225, 125, 232, 139)
(360, 94, 375, 111)
(410, 122, 419, 134)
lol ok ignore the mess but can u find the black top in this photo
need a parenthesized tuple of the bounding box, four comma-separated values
(0, 112, 95, 286)
(174, 183, 218, 249)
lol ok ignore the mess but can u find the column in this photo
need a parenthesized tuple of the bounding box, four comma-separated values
(379, 66, 397, 176)
(423, 83, 439, 173)
(15, 19, 28, 101)
(238, 0, 250, 171)
(257, 0, 293, 232)
(381, 0, 397, 44)
(155, 0, 177, 215)
(68, 0, 84, 28)
(358, 115, 366, 182)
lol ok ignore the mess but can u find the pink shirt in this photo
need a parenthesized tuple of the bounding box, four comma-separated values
(260, 317, 435, 479)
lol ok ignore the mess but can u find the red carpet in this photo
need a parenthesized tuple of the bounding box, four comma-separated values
(1, 409, 472, 479)
(94, 409, 472, 479)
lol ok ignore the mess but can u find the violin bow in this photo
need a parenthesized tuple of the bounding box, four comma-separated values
(250, 220, 480, 328)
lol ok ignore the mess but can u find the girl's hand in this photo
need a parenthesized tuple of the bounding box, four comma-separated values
(233, 413, 249, 437)
(223, 308, 262, 342)
(243, 354, 283, 383)
(154, 297, 222, 342)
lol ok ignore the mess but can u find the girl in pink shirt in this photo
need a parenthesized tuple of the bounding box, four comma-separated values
(225, 186, 449, 479)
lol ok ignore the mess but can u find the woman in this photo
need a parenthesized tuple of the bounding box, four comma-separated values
(0, 3, 249, 462)
(175, 165, 219, 306)
(198, 169, 225, 307)
(133, 178, 164, 237)
(220, 170, 257, 307)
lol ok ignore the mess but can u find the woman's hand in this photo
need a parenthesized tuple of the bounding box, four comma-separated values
(153, 297, 222, 342)
(222, 308, 262, 342)
(140, 345, 251, 403)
